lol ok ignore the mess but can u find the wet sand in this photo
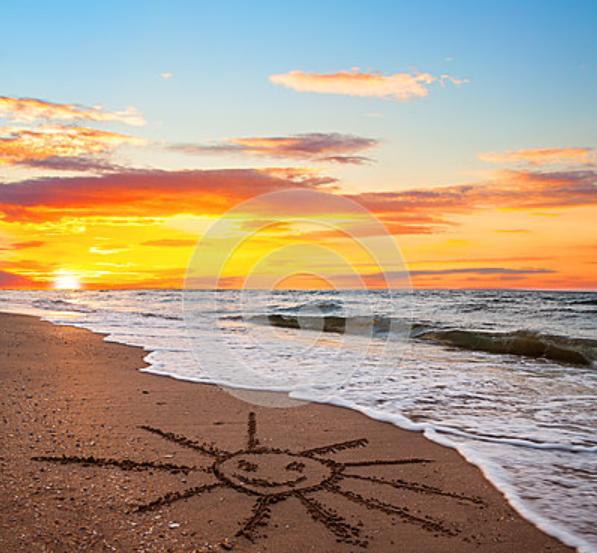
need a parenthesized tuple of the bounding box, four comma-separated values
(0, 312, 575, 552)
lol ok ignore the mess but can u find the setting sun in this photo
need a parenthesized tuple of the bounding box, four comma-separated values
(53, 272, 82, 290)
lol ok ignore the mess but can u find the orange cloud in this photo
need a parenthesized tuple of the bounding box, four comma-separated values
(0, 125, 145, 168)
(0, 96, 145, 126)
(142, 239, 198, 247)
(0, 269, 36, 288)
(270, 69, 468, 100)
(350, 169, 597, 217)
(1, 167, 593, 237)
(172, 132, 378, 164)
(0, 168, 333, 222)
(479, 148, 595, 165)
(0, 240, 44, 250)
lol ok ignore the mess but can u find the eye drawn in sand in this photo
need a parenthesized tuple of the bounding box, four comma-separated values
(32, 412, 485, 549)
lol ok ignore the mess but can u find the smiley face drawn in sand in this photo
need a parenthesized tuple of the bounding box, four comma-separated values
(215, 451, 334, 494)
(33, 412, 486, 549)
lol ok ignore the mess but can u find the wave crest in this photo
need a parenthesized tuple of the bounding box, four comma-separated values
(252, 313, 596, 366)
(417, 329, 596, 367)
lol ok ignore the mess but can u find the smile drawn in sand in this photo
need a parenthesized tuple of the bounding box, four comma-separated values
(32, 412, 485, 548)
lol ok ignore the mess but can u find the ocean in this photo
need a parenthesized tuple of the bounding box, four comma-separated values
(1, 288, 595, 552)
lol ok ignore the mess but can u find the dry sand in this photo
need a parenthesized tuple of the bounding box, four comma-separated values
(0, 312, 575, 552)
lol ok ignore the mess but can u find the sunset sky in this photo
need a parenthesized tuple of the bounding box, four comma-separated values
(1, 0, 596, 290)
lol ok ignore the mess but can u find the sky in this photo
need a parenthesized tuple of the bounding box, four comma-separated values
(1, 0, 596, 290)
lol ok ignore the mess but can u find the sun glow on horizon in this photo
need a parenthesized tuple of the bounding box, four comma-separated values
(53, 271, 82, 290)
(0, 2, 595, 293)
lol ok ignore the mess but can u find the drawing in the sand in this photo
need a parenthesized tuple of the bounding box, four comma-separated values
(32, 412, 485, 548)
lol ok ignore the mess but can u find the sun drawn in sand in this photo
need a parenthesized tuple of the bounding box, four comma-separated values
(33, 412, 484, 548)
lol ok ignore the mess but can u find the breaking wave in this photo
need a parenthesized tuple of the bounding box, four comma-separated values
(253, 313, 596, 366)
(417, 328, 596, 367)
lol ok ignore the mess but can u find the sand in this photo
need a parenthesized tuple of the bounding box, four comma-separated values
(0, 312, 575, 552)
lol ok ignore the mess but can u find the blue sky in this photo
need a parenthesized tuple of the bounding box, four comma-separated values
(3, 0, 596, 189)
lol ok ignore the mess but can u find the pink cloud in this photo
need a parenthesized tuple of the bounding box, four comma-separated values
(270, 69, 468, 101)
(171, 132, 378, 164)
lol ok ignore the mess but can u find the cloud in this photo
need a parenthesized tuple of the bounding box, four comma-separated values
(171, 132, 378, 164)
(269, 69, 468, 101)
(439, 74, 468, 87)
(412, 256, 549, 264)
(312, 168, 595, 234)
(0, 125, 145, 168)
(408, 267, 554, 276)
(0, 96, 145, 126)
(479, 148, 595, 166)
(142, 239, 198, 247)
(317, 155, 372, 165)
(160, 72, 174, 80)
(20, 156, 126, 173)
(0, 240, 44, 251)
(11, 240, 45, 249)
(0, 167, 332, 222)
(0, 269, 35, 288)
(0, 166, 593, 234)
(349, 169, 597, 218)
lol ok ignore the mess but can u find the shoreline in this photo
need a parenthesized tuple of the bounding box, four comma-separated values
(0, 312, 577, 552)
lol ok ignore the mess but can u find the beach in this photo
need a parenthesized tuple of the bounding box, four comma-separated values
(0, 312, 576, 552)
